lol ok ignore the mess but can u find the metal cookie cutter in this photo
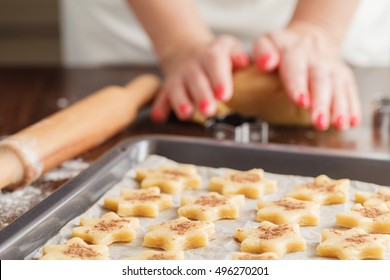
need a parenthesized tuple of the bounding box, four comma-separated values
(205, 113, 269, 144)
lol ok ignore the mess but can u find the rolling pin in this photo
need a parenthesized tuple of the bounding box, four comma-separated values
(228, 65, 311, 126)
(0, 74, 160, 190)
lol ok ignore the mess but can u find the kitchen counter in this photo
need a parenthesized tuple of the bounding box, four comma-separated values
(0, 66, 389, 229)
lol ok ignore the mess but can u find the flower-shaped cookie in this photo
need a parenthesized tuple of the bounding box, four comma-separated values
(317, 228, 390, 260)
(104, 187, 173, 217)
(256, 198, 320, 226)
(235, 221, 306, 257)
(336, 203, 390, 233)
(178, 192, 245, 221)
(40, 238, 109, 260)
(72, 212, 139, 245)
(143, 217, 215, 251)
(124, 250, 184, 260)
(232, 252, 279, 260)
(136, 164, 201, 194)
(209, 169, 277, 199)
(285, 175, 350, 205)
(355, 187, 390, 209)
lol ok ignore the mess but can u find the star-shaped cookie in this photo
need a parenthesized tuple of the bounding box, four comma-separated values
(143, 217, 215, 251)
(178, 192, 245, 221)
(355, 187, 390, 209)
(124, 250, 184, 260)
(136, 164, 201, 194)
(336, 203, 390, 233)
(40, 237, 109, 260)
(209, 169, 277, 199)
(235, 221, 306, 257)
(317, 227, 390, 260)
(72, 212, 139, 245)
(285, 175, 350, 205)
(104, 187, 173, 217)
(256, 197, 320, 226)
(232, 252, 279, 260)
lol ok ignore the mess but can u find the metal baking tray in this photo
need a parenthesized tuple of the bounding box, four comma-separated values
(1, 135, 390, 260)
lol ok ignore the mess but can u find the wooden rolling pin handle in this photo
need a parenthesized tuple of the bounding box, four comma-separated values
(0, 74, 160, 190)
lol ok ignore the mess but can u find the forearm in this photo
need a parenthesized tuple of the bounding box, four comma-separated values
(128, 0, 213, 64)
(290, 0, 359, 48)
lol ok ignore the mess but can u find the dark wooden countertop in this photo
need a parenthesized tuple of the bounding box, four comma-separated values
(0, 66, 389, 229)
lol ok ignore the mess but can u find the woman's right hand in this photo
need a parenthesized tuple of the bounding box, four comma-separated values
(151, 35, 249, 122)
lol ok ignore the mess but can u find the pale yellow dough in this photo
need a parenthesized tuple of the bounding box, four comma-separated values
(124, 250, 184, 260)
(209, 169, 277, 199)
(40, 237, 109, 260)
(104, 187, 173, 217)
(235, 221, 306, 257)
(336, 203, 390, 233)
(72, 212, 139, 245)
(285, 175, 350, 205)
(317, 227, 390, 260)
(232, 252, 279, 260)
(143, 217, 215, 251)
(178, 192, 245, 221)
(256, 197, 320, 226)
(355, 187, 390, 209)
(136, 164, 201, 194)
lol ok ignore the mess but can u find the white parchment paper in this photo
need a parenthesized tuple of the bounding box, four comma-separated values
(34, 155, 390, 260)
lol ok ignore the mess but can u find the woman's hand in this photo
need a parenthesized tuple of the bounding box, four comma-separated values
(151, 35, 249, 122)
(253, 22, 361, 130)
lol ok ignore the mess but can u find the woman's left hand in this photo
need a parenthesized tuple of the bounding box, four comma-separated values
(252, 22, 361, 131)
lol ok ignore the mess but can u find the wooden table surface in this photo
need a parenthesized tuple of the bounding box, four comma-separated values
(0, 66, 389, 229)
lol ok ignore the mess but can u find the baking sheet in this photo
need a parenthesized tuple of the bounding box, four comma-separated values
(2, 135, 390, 260)
(33, 154, 390, 260)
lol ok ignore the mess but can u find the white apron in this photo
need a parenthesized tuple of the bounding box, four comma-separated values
(60, 0, 390, 67)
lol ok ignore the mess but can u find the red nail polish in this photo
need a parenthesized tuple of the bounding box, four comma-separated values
(297, 93, 310, 108)
(200, 99, 211, 114)
(350, 116, 359, 126)
(316, 113, 328, 130)
(334, 115, 346, 130)
(151, 109, 163, 122)
(233, 54, 249, 68)
(215, 85, 225, 100)
(179, 103, 191, 117)
(257, 54, 271, 70)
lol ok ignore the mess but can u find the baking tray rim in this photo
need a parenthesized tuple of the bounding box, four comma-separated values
(1, 134, 390, 259)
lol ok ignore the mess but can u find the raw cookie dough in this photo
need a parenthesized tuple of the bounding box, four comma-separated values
(136, 164, 201, 194)
(104, 187, 173, 218)
(39, 237, 109, 260)
(235, 221, 306, 257)
(209, 169, 277, 199)
(355, 187, 390, 209)
(285, 175, 350, 205)
(256, 197, 320, 226)
(336, 203, 390, 233)
(178, 192, 245, 221)
(317, 227, 390, 260)
(124, 250, 184, 260)
(143, 217, 215, 251)
(72, 212, 139, 245)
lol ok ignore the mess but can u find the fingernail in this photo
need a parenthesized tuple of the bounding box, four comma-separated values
(179, 103, 191, 117)
(215, 85, 225, 100)
(315, 113, 328, 131)
(233, 54, 249, 68)
(200, 99, 211, 115)
(350, 116, 360, 127)
(333, 115, 347, 130)
(151, 109, 163, 122)
(297, 93, 311, 108)
(257, 54, 271, 70)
